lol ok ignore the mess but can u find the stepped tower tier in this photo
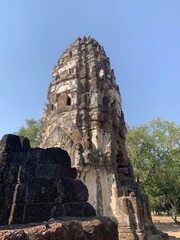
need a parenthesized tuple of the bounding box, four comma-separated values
(41, 37, 159, 239)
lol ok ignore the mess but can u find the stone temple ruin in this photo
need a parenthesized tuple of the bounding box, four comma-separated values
(40, 36, 165, 239)
(0, 134, 95, 225)
(0, 37, 168, 240)
(0, 134, 117, 239)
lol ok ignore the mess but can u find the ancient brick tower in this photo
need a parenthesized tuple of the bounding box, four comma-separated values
(41, 37, 155, 239)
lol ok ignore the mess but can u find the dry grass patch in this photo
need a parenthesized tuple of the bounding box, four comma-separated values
(152, 215, 180, 239)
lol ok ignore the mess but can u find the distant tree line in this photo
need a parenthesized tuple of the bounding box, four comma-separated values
(126, 118, 180, 223)
(15, 118, 42, 148)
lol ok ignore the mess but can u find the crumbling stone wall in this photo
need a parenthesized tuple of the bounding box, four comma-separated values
(40, 37, 160, 240)
(0, 217, 119, 240)
(0, 134, 95, 225)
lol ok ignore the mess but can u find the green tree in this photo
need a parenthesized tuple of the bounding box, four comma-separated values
(15, 118, 42, 148)
(126, 118, 180, 223)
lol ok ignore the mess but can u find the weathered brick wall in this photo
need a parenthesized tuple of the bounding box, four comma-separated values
(0, 134, 95, 225)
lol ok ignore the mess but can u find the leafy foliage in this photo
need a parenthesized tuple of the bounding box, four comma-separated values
(126, 118, 180, 222)
(15, 119, 42, 148)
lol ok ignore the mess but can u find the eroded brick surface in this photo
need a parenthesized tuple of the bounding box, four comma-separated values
(0, 134, 95, 225)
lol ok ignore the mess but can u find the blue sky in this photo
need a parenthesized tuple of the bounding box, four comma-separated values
(0, 0, 180, 138)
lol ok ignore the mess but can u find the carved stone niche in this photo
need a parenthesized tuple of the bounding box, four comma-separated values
(57, 93, 72, 112)
(102, 96, 109, 112)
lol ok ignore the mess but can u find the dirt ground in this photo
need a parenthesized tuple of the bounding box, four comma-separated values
(152, 215, 180, 239)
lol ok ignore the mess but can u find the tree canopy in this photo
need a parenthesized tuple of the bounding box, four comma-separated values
(126, 118, 180, 222)
(15, 118, 42, 148)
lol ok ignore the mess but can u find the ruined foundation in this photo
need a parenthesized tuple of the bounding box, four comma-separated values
(40, 37, 165, 239)
(0, 134, 95, 225)
(0, 134, 118, 239)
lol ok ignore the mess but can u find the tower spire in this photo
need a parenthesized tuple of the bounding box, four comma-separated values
(41, 37, 159, 239)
